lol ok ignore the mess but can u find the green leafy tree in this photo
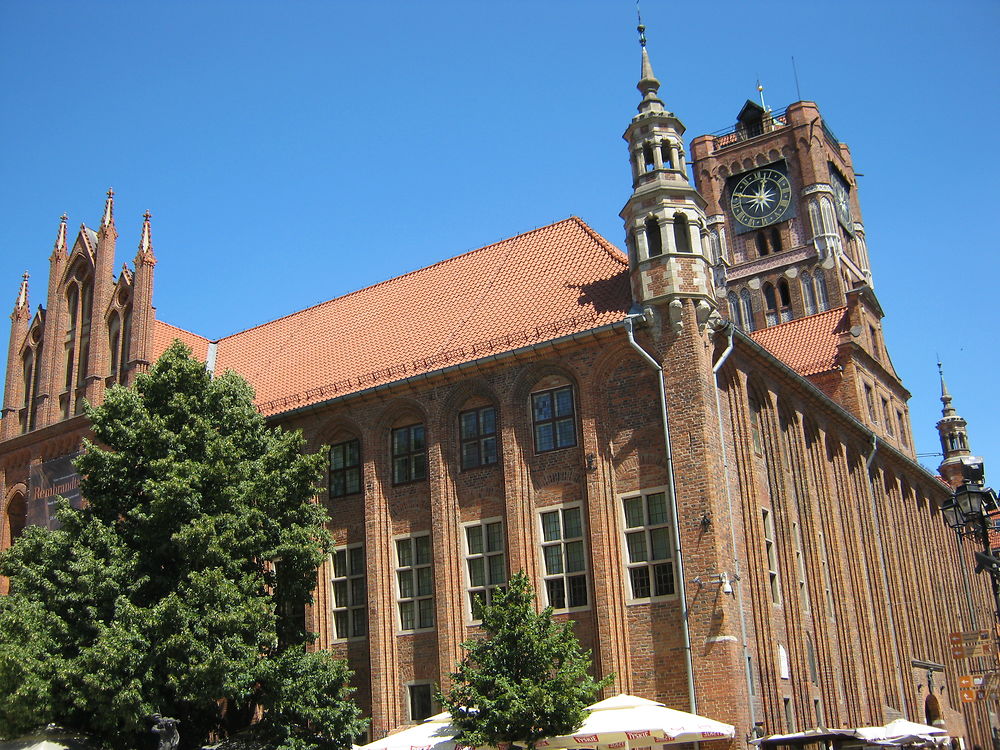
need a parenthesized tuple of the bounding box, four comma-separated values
(0, 341, 366, 750)
(438, 571, 612, 749)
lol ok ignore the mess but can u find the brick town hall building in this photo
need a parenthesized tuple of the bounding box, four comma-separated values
(1, 35, 997, 746)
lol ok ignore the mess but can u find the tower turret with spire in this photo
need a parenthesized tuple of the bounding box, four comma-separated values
(937, 362, 975, 488)
(1, 273, 32, 440)
(620, 21, 717, 334)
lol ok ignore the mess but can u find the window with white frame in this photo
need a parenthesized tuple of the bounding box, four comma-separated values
(539, 506, 588, 610)
(464, 520, 506, 621)
(621, 490, 675, 600)
(793, 521, 809, 612)
(331, 545, 367, 639)
(763, 508, 781, 605)
(396, 534, 434, 631)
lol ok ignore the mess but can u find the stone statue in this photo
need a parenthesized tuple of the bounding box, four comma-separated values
(149, 713, 180, 750)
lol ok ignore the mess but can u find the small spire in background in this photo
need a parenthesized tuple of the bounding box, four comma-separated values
(15, 270, 29, 310)
(102, 187, 115, 228)
(138, 210, 154, 258)
(53, 213, 68, 255)
(938, 360, 956, 418)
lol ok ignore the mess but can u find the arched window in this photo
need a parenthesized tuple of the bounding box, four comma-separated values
(814, 270, 829, 311)
(673, 214, 691, 253)
(727, 292, 742, 328)
(801, 272, 817, 315)
(6, 492, 27, 544)
(77, 282, 93, 390)
(763, 283, 778, 326)
(120, 308, 132, 384)
(645, 216, 662, 257)
(770, 228, 783, 253)
(756, 232, 769, 257)
(643, 144, 655, 173)
(660, 143, 673, 169)
(740, 289, 755, 332)
(108, 312, 121, 381)
(777, 279, 792, 323)
(21, 350, 33, 433)
(63, 284, 79, 417)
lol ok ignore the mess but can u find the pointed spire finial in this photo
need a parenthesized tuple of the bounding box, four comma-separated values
(15, 271, 29, 310)
(102, 187, 115, 228)
(938, 360, 956, 418)
(634, 6, 664, 114)
(138, 210, 154, 257)
(53, 213, 68, 256)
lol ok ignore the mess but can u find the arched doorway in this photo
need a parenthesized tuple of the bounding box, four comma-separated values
(925, 693, 944, 727)
(6, 492, 26, 544)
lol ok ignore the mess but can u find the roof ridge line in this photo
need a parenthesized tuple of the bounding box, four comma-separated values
(215, 217, 584, 343)
(571, 216, 628, 266)
(157, 319, 213, 343)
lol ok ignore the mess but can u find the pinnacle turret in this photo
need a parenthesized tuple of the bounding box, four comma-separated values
(14, 271, 29, 312)
(936, 361, 973, 485)
(51, 213, 68, 258)
(102, 187, 115, 229)
(137, 210, 155, 262)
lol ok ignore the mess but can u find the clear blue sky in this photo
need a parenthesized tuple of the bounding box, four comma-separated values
(1, 1, 997, 478)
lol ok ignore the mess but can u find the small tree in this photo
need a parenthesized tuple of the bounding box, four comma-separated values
(0, 342, 366, 750)
(438, 571, 612, 749)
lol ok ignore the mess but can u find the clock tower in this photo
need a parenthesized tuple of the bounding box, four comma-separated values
(690, 99, 872, 330)
(690, 99, 914, 448)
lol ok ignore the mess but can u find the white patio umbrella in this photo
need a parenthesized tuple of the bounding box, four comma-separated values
(359, 712, 486, 750)
(750, 718, 948, 748)
(855, 718, 949, 746)
(533, 694, 734, 747)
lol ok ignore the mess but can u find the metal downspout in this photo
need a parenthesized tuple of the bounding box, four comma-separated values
(623, 314, 697, 715)
(710, 324, 757, 726)
(865, 434, 910, 718)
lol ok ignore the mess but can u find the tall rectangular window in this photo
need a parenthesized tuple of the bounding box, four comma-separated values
(622, 490, 675, 600)
(532, 386, 576, 453)
(460, 407, 498, 470)
(793, 521, 809, 612)
(763, 508, 780, 605)
(331, 545, 367, 639)
(392, 424, 426, 484)
(464, 520, 506, 620)
(818, 530, 836, 617)
(329, 439, 361, 498)
(881, 398, 894, 436)
(864, 384, 876, 423)
(539, 506, 588, 610)
(396, 534, 434, 631)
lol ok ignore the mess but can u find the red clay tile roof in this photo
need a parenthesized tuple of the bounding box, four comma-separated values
(749, 307, 848, 378)
(211, 217, 630, 416)
(153, 320, 211, 364)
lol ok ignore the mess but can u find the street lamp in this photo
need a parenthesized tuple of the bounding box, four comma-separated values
(941, 457, 1000, 637)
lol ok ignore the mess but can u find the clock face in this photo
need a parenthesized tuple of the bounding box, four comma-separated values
(830, 168, 854, 233)
(729, 167, 793, 230)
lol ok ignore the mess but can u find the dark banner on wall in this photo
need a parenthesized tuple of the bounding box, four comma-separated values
(27, 451, 84, 530)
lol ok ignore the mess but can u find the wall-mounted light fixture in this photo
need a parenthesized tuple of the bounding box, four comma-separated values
(692, 571, 738, 596)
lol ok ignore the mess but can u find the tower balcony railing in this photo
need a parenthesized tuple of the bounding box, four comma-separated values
(708, 106, 842, 153)
(709, 107, 789, 151)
